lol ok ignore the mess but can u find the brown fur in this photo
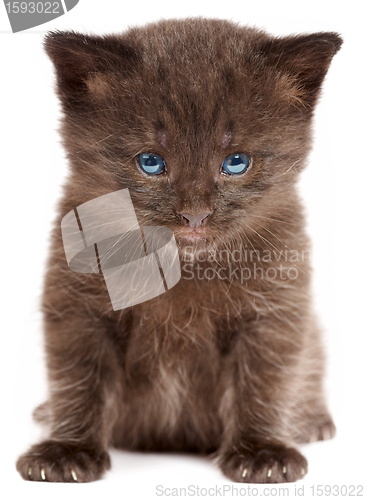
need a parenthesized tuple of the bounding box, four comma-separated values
(16, 18, 341, 483)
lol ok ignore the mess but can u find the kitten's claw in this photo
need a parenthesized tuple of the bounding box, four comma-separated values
(242, 468, 247, 478)
(283, 466, 287, 474)
(301, 468, 305, 476)
(70, 468, 78, 482)
(267, 468, 272, 477)
(40, 467, 46, 480)
(28, 467, 32, 477)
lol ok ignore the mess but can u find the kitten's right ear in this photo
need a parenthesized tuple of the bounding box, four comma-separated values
(261, 32, 343, 109)
(44, 31, 139, 109)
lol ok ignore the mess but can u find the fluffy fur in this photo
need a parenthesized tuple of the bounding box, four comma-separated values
(16, 18, 342, 483)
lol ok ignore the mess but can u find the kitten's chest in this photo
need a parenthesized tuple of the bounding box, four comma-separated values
(121, 279, 242, 387)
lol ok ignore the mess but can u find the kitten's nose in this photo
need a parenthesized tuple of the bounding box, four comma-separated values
(181, 212, 211, 229)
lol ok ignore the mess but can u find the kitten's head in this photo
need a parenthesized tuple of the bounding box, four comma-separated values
(45, 19, 342, 258)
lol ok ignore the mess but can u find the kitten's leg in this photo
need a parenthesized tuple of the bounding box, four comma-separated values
(291, 379, 336, 444)
(32, 401, 51, 424)
(16, 312, 121, 483)
(217, 315, 312, 483)
(297, 415, 336, 444)
(290, 322, 336, 444)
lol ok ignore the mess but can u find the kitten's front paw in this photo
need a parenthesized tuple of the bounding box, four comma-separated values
(218, 442, 308, 483)
(16, 440, 110, 482)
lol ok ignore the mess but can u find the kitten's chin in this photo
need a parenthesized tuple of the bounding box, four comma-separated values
(179, 232, 205, 243)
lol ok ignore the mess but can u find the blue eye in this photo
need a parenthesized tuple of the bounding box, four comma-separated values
(221, 153, 250, 175)
(138, 153, 165, 175)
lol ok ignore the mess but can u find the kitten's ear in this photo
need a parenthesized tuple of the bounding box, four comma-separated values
(44, 31, 139, 109)
(262, 32, 343, 108)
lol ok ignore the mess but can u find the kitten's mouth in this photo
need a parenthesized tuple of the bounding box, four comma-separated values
(173, 226, 219, 262)
(175, 227, 207, 243)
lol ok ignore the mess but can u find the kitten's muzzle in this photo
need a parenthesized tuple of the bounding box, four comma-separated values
(180, 212, 211, 229)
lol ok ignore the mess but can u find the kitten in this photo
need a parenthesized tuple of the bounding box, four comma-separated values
(16, 18, 342, 483)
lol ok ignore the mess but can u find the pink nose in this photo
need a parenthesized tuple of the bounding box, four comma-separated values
(181, 212, 211, 229)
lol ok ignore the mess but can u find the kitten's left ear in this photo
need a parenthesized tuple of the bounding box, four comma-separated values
(262, 32, 343, 109)
(44, 31, 139, 110)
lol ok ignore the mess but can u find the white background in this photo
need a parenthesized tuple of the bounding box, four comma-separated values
(1, 1, 364, 499)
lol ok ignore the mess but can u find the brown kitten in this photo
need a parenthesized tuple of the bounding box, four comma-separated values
(16, 18, 342, 483)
